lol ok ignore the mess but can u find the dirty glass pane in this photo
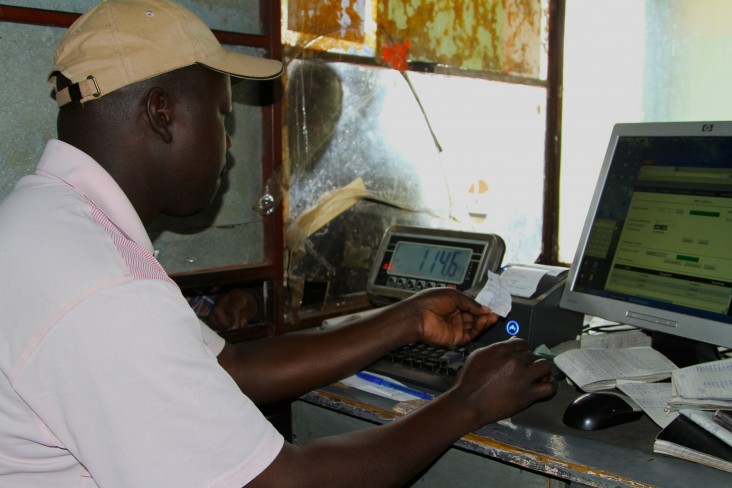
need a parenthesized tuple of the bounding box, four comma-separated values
(285, 59, 546, 315)
(283, 0, 376, 56)
(283, 0, 545, 80)
(559, 0, 732, 262)
(286, 0, 370, 44)
(377, 0, 542, 77)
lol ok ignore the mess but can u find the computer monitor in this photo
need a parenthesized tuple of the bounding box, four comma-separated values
(560, 121, 732, 366)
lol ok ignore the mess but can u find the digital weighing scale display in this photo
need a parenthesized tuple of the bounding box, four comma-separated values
(367, 225, 505, 305)
(387, 242, 471, 285)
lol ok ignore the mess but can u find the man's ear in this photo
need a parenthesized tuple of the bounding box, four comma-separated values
(146, 88, 173, 144)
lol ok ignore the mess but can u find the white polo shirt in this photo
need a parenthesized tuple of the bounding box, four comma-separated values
(0, 140, 283, 487)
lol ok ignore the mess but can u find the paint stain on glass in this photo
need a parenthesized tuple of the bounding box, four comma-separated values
(284, 1, 541, 77)
(378, 0, 540, 76)
(287, 0, 367, 43)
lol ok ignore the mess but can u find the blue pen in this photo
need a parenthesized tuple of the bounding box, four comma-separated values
(356, 371, 433, 400)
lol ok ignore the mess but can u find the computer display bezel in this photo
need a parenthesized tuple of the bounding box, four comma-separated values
(560, 121, 732, 350)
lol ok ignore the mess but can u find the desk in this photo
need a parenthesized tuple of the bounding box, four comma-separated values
(292, 381, 732, 487)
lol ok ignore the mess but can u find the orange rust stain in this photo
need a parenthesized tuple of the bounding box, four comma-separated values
(286, 0, 540, 77)
(288, 0, 365, 43)
(376, 0, 539, 76)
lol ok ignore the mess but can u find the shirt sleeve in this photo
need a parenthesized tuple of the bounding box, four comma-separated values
(14, 279, 283, 488)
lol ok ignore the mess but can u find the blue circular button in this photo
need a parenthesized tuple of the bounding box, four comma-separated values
(505, 320, 520, 336)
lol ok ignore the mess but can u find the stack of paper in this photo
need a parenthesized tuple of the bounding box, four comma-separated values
(669, 358, 732, 410)
(653, 414, 732, 474)
(553, 346, 678, 392)
(651, 358, 732, 473)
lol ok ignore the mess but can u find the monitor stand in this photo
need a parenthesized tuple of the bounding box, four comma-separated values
(650, 331, 722, 368)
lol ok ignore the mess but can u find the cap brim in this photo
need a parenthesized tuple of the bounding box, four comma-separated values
(202, 49, 283, 80)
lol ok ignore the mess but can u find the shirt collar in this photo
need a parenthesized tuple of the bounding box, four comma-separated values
(37, 140, 155, 254)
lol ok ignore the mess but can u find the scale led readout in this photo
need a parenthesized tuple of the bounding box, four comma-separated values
(367, 225, 505, 305)
(386, 241, 471, 285)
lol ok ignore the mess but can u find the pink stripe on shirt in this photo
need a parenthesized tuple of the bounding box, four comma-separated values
(85, 196, 176, 285)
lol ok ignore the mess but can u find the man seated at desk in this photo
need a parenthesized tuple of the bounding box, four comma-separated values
(0, 1, 557, 486)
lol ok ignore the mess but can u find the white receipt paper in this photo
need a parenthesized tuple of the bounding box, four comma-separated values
(500, 264, 565, 298)
(475, 271, 512, 317)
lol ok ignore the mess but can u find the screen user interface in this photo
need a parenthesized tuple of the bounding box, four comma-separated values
(574, 135, 732, 325)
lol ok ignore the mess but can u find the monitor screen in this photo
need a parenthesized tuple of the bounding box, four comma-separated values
(560, 121, 732, 352)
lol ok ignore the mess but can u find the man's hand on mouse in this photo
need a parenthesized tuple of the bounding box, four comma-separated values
(446, 338, 558, 428)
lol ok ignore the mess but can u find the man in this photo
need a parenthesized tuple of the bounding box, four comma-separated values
(0, 1, 557, 487)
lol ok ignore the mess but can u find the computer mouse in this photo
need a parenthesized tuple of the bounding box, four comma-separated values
(563, 391, 643, 431)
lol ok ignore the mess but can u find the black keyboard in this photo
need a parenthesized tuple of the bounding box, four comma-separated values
(367, 342, 484, 393)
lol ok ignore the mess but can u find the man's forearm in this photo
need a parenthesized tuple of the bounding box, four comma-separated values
(217, 304, 419, 404)
(247, 390, 479, 488)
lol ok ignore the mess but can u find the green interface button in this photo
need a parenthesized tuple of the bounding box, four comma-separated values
(690, 210, 720, 217)
(676, 255, 700, 262)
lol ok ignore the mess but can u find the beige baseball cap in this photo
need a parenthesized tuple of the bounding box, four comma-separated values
(49, 0, 283, 107)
